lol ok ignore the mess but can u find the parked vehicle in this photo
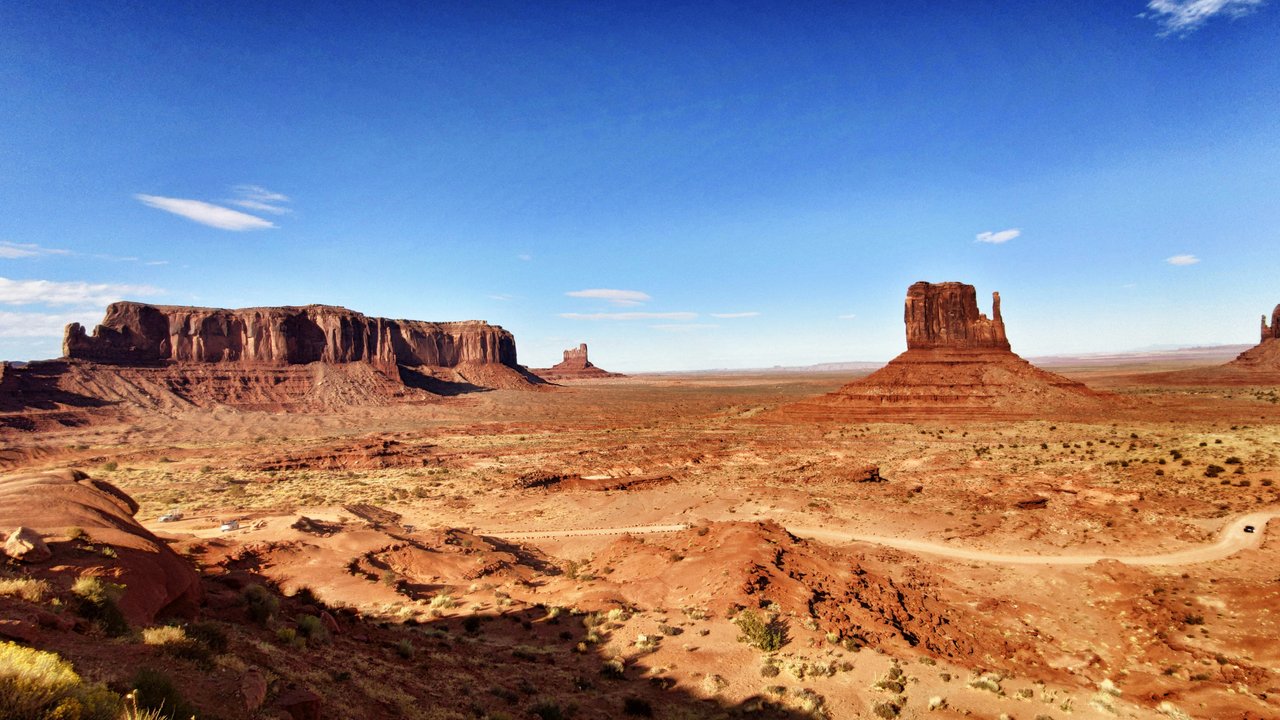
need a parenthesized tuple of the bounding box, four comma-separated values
(159, 510, 183, 522)
(1243, 525, 1256, 534)
(220, 520, 240, 532)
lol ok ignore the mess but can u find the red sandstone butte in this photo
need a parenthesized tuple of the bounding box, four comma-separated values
(1142, 303, 1280, 386)
(532, 343, 624, 381)
(1, 303, 540, 415)
(787, 281, 1108, 420)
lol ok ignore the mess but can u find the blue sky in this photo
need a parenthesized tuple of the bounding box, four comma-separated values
(2, 1, 1277, 371)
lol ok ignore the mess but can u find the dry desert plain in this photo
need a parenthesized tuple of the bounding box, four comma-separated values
(3, 357, 1280, 720)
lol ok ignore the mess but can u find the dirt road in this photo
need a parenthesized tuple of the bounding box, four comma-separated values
(482, 510, 1279, 566)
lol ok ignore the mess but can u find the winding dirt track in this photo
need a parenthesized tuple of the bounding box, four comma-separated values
(484, 510, 1280, 567)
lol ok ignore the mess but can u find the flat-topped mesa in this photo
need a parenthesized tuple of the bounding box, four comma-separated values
(62, 302, 518, 370)
(904, 281, 1010, 352)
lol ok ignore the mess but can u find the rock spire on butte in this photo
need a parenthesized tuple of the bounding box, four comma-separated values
(788, 281, 1108, 420)
(532, 343, 624, 381)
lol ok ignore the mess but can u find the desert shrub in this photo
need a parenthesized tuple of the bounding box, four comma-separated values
(100, 462, 118, 472)
(872, 700, 900, 718)
(429, 593, 456, 610)
(396, 639, 415, 659)
(1204, 464, 1225, 478)
(760, 664, 781, 678)
(71, 575, 128, 636)
(0, 576, 51, 602)
(296, 614, 329, 643)
(734, 609, 787, 652)
(1183, 614, 1205, 625)
(622, 696, 652, 716)
(463, 615, 482, 634)
(276, 627, 305, 649)
(0, 641, 121, 720)
(530, 700, 565, 720)
(242, 584, 279, 625)
(600, 658, 626, 679)
(130, 667, 196, 720)
(185, 621, 228, 654)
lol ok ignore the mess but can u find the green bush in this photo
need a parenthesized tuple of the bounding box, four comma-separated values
(296, 614, 328, 643)
(71, 575, 129, 636)
(243, 584, 279, 625)
(0, 641, 121, 720)
(130, 667, 196, 719)
(733, 609, 787, 652)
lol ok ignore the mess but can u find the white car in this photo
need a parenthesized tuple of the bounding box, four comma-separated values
(219, 520, 240, 532)
(159, 510, 183, 522)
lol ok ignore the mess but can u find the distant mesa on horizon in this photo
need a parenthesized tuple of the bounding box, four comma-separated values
(784, 280, 1113, 421)
(532, 343, 625, 381)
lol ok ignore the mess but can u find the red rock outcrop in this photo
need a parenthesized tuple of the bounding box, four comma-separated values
(2, 303, 541, 415)
(64, 302, 517, 370)
(905, 281, 1010, 351)
(786, 281, 1110, 420)
(532, 343, 624, 381)
(0, 469, 202, 625)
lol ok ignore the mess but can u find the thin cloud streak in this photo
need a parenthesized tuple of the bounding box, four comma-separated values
(1143, 0, 1266, 35)
(650, 323, 718, 332)
(135, 194, 275, 231)
(560, 311, 697, 321)
(0, 241, 72, 259)
(710, 312, 760, 319)
(227, 185, 291, 215)
(565, 288, 652, 307)
(1166, 254, 1200, 265)
(0, 276, 163, 306)
(975, 228, 1021, 244)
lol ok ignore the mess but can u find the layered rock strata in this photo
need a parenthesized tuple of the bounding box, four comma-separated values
(64, 302, 517, 370)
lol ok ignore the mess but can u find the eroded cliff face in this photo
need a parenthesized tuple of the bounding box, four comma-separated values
(63, 302, 518, 370)
(1261, 305, 1280, 343)
(904, 281, 1010, 352)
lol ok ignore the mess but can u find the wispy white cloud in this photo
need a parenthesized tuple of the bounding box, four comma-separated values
(1143, 0, 1266, 35)
(517, 253, 533, 262)
(145, 260, 170, 266)
(650, 323, 719, 332)
(0, 277, 163, 306)
(565, 288, 652, 307)
(0, 241, 72, 259)
(560, 311, 697, 321)
(837, 313, 858, 320)
(975, 228, 1021, 244)
(227, 185, 291, 215)
(710, 311, 760, 319)
(0, 310, 96, 337)
(135, 194, 275, 231)
(488, 294, 514, 301)
(1166, 254, 1201, 266)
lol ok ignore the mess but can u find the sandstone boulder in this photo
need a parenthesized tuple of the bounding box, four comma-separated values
(3, 526, 52, 563)
(0, 469, 201, 625)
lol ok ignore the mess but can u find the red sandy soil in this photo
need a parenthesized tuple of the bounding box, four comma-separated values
(2, 364, 1280, 719)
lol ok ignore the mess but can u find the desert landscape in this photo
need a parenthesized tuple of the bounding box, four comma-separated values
(4, 4, 1278, 719)
(2, 284, 1278, 720)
